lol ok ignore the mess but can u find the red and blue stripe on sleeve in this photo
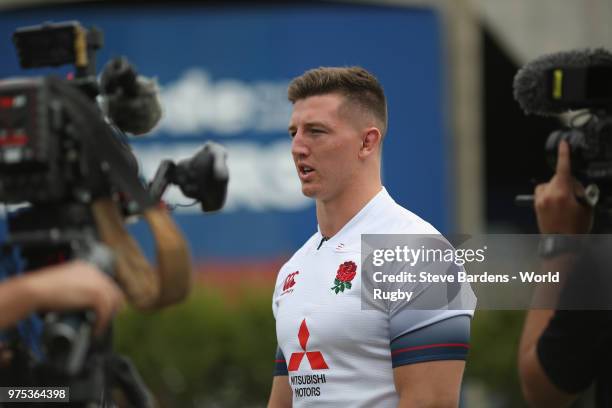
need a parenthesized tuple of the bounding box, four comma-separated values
(390, 315, 470, 368)
(274, 346, 288, 376)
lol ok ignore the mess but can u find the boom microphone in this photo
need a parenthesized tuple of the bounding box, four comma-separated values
(513, 48, 612, 116)
(99, 57, 162, 135)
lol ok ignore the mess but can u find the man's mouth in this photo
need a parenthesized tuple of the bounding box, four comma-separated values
(299, 165, 315, 177)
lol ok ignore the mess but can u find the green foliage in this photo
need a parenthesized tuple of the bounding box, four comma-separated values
(113, 285, 277, 407)
(464, 310, 526, 406)
(114, 288, 528, 407)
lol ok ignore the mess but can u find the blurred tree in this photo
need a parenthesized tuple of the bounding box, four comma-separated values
(114, 285, 277, 407)
(464, 310, 525, 407)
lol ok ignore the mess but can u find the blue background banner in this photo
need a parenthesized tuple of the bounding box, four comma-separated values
(0, 2, 451, 261)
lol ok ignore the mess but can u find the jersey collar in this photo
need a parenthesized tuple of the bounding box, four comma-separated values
(315, 186, 392, 250)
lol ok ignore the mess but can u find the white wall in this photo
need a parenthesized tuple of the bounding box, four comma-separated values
(472, 0, 612, 63)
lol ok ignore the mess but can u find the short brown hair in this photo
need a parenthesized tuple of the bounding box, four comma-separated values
(288, 66, 388, 137)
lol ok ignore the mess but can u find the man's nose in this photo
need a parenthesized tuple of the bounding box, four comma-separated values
(291, 131, 310, 158)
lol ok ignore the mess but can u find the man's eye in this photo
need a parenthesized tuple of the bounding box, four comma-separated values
(289, 131, 296, 138)
(311, 129, 324, 134)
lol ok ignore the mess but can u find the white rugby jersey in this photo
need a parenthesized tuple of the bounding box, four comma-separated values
(272, 188, 475, 407)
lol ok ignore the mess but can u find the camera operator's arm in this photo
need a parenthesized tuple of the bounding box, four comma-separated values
(0, 261, 124, 336)
(519, 141, 593, 408)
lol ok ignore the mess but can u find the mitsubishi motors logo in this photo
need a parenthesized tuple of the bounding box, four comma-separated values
(288, 319, 329, 371)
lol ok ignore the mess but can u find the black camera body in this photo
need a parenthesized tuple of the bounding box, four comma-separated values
(0, 21, 107, 206)
(0, 77, 108, 205)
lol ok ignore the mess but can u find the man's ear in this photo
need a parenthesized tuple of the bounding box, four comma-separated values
(359, 127, 382, 158)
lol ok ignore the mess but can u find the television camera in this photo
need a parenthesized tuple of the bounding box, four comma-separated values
(0, 21, 228, 407)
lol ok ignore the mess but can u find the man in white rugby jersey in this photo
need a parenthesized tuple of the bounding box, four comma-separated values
(268, 66, 473, 408)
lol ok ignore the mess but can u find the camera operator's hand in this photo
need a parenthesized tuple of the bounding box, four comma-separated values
(0, 261, 124, 336)
(534, 141, 593, 234)
(519, 142, 595, 408)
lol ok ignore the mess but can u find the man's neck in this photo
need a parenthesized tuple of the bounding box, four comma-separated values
(316, 182, 382, 238)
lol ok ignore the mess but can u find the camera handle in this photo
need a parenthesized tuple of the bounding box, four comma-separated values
(514, 183, 600, 208)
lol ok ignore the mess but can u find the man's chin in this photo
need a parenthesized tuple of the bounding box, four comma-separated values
(301, 185, 319, 198)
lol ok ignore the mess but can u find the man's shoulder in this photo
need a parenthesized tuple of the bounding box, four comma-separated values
(371, 197, 440, 235)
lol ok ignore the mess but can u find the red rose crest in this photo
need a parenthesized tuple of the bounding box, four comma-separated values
(331, 261, 357, 294)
